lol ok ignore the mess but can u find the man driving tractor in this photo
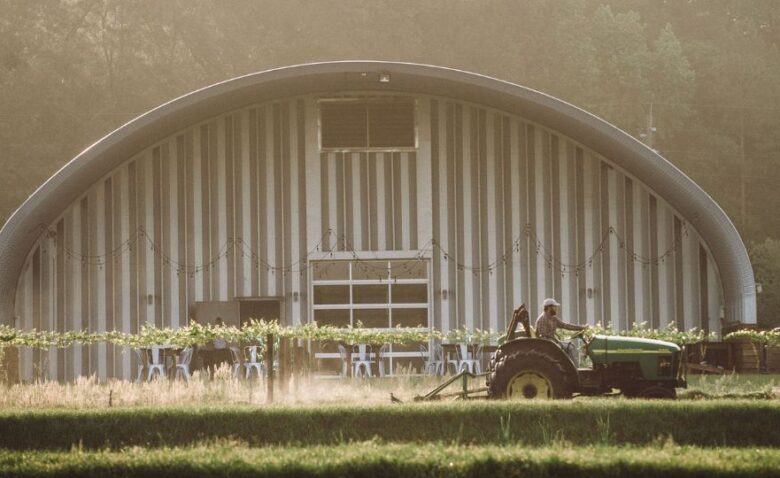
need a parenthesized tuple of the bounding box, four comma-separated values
(535, 298, 588, 365)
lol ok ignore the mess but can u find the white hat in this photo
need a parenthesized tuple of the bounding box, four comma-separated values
(542, 298, 560, 307)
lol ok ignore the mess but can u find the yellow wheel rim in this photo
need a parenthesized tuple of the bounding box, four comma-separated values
(507, 371, 553, 399)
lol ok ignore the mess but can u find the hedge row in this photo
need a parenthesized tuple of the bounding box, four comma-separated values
(1, 443, 779, 478)
(1, 400, 779, 450)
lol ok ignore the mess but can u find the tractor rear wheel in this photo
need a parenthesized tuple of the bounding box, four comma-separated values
(488, 348, 573, 399)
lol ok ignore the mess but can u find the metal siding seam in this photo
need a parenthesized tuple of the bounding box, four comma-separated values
(625, 177, 636, 328)
(541, 132, 553, 306)
(168, 141, 180, 329)
(56, 219, 65, 381)
(400, 153, 410, 250)
(408, 152, 418, 251)
(240, 110, 252, 298)
(216, 119, 229, 302)
(104, 178, 115, 378)
(199, 125, 210, 301)
(65, 209, 76, 381)
(249, 109, 260, 296)
(274, 103, 285, 295)
(384, 153, 394, 251)
(94, 184, 106, 380)
(25, 257, 35, 380)
(640, 187, 652, 325)
(509, 118, 522, 316)
(33, 247, 42, 379)
(153, 148, 163, 327)
(289, 102, 301, 324)
(360, 153, 369, 251)
(177, 135, 189, 322)
(488, 112, 500, 333)
(430, 99, 442, 331)
(393, 153, 403, 251)
(674, 216, 685, 329)
(224, 115, 236, 302)
(80, 197, 89, 376)
(120, 166, 132, 378)
(337, 153, 346, 251)
(501, 116, 512, 331)
(526, 125, 538, 315)
(368, 154, 378, 250)
(575, 148, 586, 324)
(582, 153, 596, 326)
(609, 169, 623, 330)
(191, 128, 203, 303)
(283, 102, 292, 324)
(551, 135, 562, 309)
(682, 222, 699, 330)
(699, 245, 709, 334)
(161, 146, 172, 329)
(707, 255, 719, 334)
(479, 109, 490, 332)
(209, 121, 220, 302)
(558, 141, 571, 322)
(128, 161, 138, 358)
(345, 153, 356, 251)
(297, 98, 309, 324)
(320, 153, 330, 251)
(448, 102, 459, 331)
(564, 143, 578, 324)
(649, 195, 659, 328)
(592, 159, 605, 326)
(461, 105, 474, 330)
(615, 172, 627, 330)
(261, 107, 272, 296)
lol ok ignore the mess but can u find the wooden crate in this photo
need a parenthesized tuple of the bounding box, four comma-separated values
(766, 346, 780, 373)
(733, 340, 761, 372)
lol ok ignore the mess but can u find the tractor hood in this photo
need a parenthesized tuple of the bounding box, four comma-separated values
(588, 335, 680, 356)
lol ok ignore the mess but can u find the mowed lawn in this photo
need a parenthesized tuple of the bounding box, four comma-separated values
(1, 374, 779, 477)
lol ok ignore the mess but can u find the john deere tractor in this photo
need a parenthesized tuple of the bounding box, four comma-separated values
(486, 305, 686, 399)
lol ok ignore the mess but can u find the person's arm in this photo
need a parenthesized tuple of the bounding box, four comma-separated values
(554, 317, 587, 331)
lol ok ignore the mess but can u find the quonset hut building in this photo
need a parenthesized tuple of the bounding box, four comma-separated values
(0, 62, 756, 381)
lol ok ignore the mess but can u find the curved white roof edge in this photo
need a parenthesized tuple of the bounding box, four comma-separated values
(0, 61, 755, 326)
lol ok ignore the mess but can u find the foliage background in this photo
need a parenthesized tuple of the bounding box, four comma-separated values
(1, 0, 779, 326)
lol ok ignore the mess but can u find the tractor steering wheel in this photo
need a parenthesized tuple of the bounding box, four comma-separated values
(570, 328, 594, 347)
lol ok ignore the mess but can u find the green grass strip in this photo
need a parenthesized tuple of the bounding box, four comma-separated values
(1, 400, 779, 450)
(2, 443, 780, 478)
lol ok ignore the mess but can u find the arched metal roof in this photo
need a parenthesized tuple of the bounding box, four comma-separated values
(0, 61, 755, 326)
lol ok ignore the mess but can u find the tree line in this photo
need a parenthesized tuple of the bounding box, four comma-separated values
(1, 0, 778, 325)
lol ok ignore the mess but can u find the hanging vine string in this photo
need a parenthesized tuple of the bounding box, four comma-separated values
(50, 218, 687, 280)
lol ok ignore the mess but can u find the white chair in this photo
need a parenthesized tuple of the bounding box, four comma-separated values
(457, 344, 480, 374)
(377, 344, 390, 377)
(420, 344, 444, 376)
(146, 346, 167, 381)
(229, 347, 242, 378)
(135, 348, 150, 383)
(352, 344, 374, 378)
(174, 347, 194, 381)
(337, 344, 350, 377)
(244, 345, 265, 380)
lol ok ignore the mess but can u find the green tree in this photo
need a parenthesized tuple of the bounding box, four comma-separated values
(750, 239, 780, 328)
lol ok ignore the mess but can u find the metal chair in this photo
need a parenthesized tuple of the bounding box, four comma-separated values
(352, 344, 374, 378)
(244, 345, 265, 380)
(228, 347, 242, 378)
(135, 348, 150, 383)
(456, 344, 480, 374)
(337, 344, 350, 377)
(146, 346, 167, 381)
(378, 343, 390, 377)
(419, 343, 443, 376)
(174, 347, 194, 381)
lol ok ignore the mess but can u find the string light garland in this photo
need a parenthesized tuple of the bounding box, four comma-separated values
(45, 219, 688, 280)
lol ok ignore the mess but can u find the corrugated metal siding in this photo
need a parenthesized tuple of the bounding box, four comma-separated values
(13, 94, 722, 381)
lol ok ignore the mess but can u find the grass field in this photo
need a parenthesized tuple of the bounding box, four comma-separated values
(1, 373, 778, 476)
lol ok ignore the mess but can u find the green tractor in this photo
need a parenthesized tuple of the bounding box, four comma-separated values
(486, 305, 686, 399)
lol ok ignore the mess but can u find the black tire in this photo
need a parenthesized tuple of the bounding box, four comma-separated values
(487, 347, 574, 399)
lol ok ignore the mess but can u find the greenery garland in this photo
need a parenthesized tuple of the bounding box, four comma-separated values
(0, 320, 721, 350)
(724, 329, 780, 347)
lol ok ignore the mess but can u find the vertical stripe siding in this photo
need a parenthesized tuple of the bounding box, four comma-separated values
(15, 95, 727, 380)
